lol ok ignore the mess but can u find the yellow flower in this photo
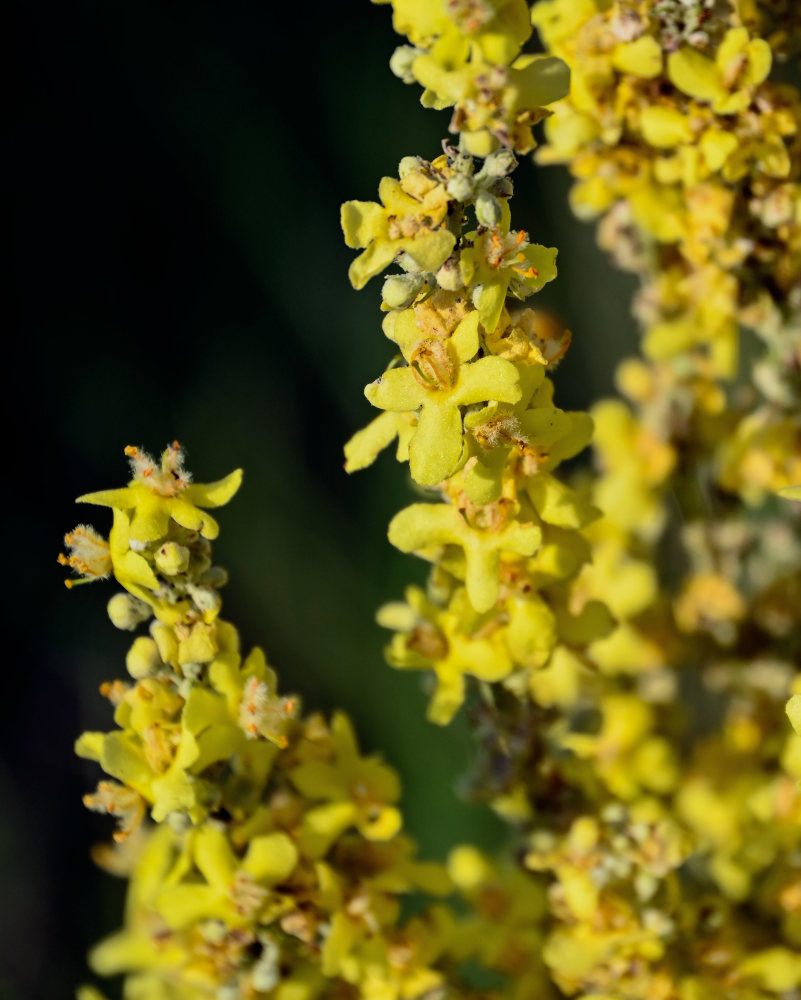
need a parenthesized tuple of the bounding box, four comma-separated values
(668, 27, 772, 115)
(289, 713, 403, 855)
(155, 824, 298, 930)
(388, 0, 532, 64)
(413, 51, 570, 155)
(341, 171, 455, 290)
(379, 585, 514, 723)
(78, 444, 243, 544)
(459, 222, 558, 332)
(388, 501, 541, 612)
(365, 310, 523, 485)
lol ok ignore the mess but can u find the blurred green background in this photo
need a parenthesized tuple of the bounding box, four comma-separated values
(10, 1, 638, 996)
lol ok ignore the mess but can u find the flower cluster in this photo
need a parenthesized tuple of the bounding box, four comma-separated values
(343, 2, 801, 999)
(66, 447, 464, 1000)
(531, 0, 801, 503)
(378, 0, 569, 156)
(68, 3, 801, 998)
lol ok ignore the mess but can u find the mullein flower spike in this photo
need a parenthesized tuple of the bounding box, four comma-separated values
(343, 1, 801, 997)
(68, 445, 460, 999)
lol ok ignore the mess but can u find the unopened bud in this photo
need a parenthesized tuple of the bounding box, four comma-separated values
(155, 542, 190, 576)
(436, 257, 465, 291)
(198, 565, 229, 588)
(382, 273, 425, 310)
(126, 636, 161, 679)
(452, 150, 474, 173)
(389, 46, 420, 84)
(475, 189, 502, 227)
(251, 963, 279, 994)
(167, 811, 191, 833)
(446, 173, 475, 202)
(396, 251, 424, 272)
(482, 148, 518, 178)
(186, 584, 222, 616)
(398, 155, 425, 179)
(200, 920, 227, 945)
(107, 592, 152, 630)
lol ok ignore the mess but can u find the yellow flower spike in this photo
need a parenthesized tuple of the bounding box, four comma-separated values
(388, 501, 541, 612)
(341, 174, 455, 290)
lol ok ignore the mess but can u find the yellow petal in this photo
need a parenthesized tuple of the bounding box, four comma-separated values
(243, 832, 298, 883)
(612, 36, 662, 78)
(194, 824, 236, 890)
(640, 106, 693, 148)
(344, 411, 405, 472)
(185, 468, 243, 508)
(409, 400, 464, 485)
(668, 47, 723, 103)
(341, 199, 386, 248)
(365, 367, 426, 411)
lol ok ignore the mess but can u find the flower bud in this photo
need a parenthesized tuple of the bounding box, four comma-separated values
(382, 273, 425, 310)
(107, 592, 152, 630)
(126, 636, 161, 679)
(187, 584, 222, 616)
(446, 173, 475, 202)
(436, 256, 465, 291)
(198, 565, 229, 588)
(475, 189, 503, 227)
(155, 542, 190, 575)
(482, 148, 518, 178)
(398, 155, 425, 179)
(389, 46, 419, 84)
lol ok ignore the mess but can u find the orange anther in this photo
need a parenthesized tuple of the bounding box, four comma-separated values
(516, 231, 525, 244)
(143, 468, 152, 477)
(124, 445, 138, 456)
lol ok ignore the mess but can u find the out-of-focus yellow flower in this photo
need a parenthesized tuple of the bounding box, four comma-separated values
(289, 712, 403, 854)
(668, 28, 772, 115)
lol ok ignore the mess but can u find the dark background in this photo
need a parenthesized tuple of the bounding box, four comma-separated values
(10, 2, 638, 996)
